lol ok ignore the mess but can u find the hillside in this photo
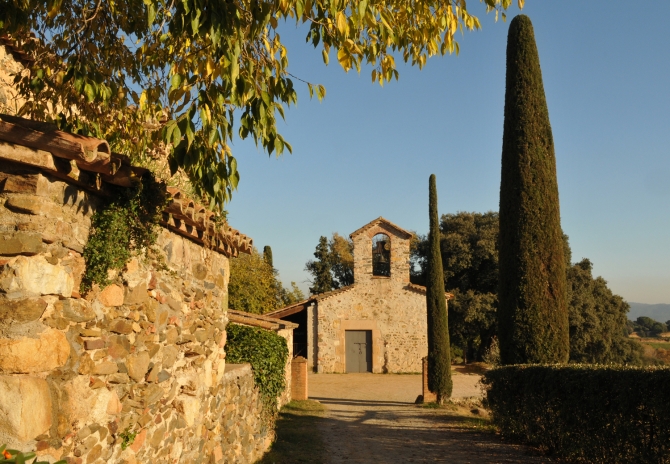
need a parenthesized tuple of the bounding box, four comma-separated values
(628, 303, 670, 322)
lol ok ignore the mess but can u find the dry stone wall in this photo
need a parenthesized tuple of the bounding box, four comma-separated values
(0, 160, 270, 463)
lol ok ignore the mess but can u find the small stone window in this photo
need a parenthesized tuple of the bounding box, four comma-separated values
(372, 233, 391, 277)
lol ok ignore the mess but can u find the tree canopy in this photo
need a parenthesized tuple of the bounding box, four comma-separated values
(228, 246, 304, 313)
(567, 258, 643, 365)
(2, 0, 522, 210)
(305, 233, 353, 294)
(412, 211, 643, 365)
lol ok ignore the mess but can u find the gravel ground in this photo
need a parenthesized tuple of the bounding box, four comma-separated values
(309, 372, 553, 464)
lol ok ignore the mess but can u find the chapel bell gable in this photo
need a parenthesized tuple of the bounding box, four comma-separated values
(349, 217, 413, 284)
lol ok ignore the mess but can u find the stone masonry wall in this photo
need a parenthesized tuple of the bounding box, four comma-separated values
(316, 221, 427, 373)
(316, 284, 427, 373)
(0, 159, 269, 463)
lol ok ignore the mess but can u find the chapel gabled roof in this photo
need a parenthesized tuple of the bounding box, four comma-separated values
(349, 217, 414, 240)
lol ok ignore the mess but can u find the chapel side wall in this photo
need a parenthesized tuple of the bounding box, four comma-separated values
(317, 285, 427, 374)
(0, 160, 269, 463)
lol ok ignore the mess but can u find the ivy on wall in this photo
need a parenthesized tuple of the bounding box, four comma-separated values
(225, 323, 289, 415)
(81, 173, 167, 293)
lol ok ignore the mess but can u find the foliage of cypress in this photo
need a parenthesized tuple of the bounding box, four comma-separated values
(263, 245, 274, 268)
(498, 15, 569, 364)
(426, 174, 452, 402)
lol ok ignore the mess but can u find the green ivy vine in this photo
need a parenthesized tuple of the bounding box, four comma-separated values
(225, 323, 289, 416)
(81, 173, 167, 293)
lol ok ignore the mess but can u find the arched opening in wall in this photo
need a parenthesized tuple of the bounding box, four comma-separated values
(372, 233, 391, 277)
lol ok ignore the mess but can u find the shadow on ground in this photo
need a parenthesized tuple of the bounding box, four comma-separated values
(261, 399, 552, 463)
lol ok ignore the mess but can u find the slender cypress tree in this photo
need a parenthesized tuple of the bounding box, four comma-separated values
(263, 245, 274, 268)
(426, 174, 452, 402)
(498, 15, 569, 365)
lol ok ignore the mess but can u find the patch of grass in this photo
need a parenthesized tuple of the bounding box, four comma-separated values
(645, 342, 670, 350)
(259, 400, 326, 463)
(418, 400, 494, 432)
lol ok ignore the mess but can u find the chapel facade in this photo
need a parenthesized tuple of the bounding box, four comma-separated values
(267, 217, 452, 373)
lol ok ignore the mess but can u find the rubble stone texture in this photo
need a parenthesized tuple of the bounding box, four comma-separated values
(313, 218, 449, 373)
(0, 160, 271, 463)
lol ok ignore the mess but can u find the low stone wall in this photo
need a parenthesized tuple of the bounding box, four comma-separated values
(218, 364, 272, 463)
(0, 161, 270, 462)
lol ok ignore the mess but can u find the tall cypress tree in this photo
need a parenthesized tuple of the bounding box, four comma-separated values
(498, 15, 569, 365)
(263, 245, 274, 268)
(426, 174, 452, 402)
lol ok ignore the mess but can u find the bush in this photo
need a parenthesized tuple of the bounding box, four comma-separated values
(482, 365, 670, 463)
(225, 323, 289, 415)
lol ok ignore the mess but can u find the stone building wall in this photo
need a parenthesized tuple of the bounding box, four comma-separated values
(315, 219, 429, 374)
(0, 159, 270, 463)
(316, 283, 428, 373)
(351, 220, 412, 287)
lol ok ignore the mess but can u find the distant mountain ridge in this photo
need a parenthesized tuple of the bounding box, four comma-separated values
(628, 302, 670, 322)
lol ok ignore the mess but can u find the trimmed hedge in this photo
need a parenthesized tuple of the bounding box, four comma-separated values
(225, 323, 289, 414)
(482, 365, 670, 463)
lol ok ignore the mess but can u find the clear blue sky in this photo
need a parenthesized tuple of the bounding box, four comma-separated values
(226, 0, 670, 305)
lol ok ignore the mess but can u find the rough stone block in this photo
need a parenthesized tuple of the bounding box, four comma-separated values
(62, 376, 119, 427)
(84, 339, 105, 350)
(124, 282, 148, 305)
(0, 255, 73, 297)
(127, 351, 151, 382)
(56, 299, 95, 322)
(175, 395, 200, 427)
(109, 320, 132, 335)
(98, 284, 124, 307)
(92, 362, 118, 375)
(0, 328, 70, 373)
(192, 263, 207, 280)
(0, 173, 45, 194)
(0, 376, 53, 442)
(0, 296, 47, 322)
(4, 195, 59, 216)
(0, 231, 44, 256)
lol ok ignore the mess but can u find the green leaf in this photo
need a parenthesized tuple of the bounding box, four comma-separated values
(84, 82, 95, 102)
(170, 73, 183, 91)
(147, 3, 156, 25)
(172, 124, 182, 147)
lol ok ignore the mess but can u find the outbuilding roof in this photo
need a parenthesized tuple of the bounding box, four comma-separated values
(266, 283, 453, 319)
(227, 310, 298, 331)
(0, 113, 252, 256)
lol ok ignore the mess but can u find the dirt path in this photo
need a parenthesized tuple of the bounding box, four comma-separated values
(309, 373, 552, 464)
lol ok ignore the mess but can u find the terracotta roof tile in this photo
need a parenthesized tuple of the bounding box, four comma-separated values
(0, 114, 252, 257)
(349, 217, 414, 239)
(406, 283, 454, 300)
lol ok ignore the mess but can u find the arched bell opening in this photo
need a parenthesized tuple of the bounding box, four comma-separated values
(371, 233, 391, 277)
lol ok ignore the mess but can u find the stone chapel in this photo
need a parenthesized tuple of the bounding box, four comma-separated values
(267, 217, 452, 373)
